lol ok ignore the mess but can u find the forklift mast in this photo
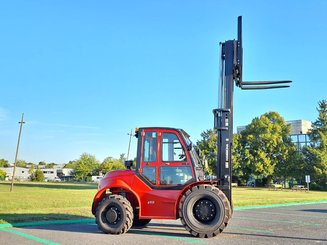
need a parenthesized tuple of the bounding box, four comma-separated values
(213, 16, 291, 203)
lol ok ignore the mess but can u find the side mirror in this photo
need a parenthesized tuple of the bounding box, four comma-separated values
(124, 160, 133, 170)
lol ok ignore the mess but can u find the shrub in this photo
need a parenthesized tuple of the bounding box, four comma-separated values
(30, 169, 45, 182)
(310, 182, 327, 191)
(0, 169, 6, 180)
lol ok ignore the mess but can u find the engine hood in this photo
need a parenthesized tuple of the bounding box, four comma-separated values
(98, 169, 135, 190)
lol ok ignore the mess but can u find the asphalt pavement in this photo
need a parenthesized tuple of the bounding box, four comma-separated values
(1, 202, 326, 245)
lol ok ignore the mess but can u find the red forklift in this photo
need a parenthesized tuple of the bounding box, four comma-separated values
(91, 16, 291, 238)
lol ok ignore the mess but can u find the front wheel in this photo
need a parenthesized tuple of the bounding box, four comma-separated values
(95, 195, 133, 234)
(179, 185, 231, 238)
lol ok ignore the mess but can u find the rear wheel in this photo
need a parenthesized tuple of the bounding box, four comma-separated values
(179, 185, 231, 238)
(96, 195, 133, 234)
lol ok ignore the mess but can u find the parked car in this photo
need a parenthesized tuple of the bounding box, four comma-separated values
(53, 176, 61, 182)
(247, 180, 255, 187)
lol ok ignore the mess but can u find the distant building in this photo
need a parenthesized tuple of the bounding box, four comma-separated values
(0, 166, 74, 182)
(287, 120, 312, 152)
(57, 168, 74, 181)
(286, 120, 312, 135)
(237, 119, 312, 152)
(57, 168, 73, 176)
(41, 168, 57, 181)
(0, 167, 30, 181)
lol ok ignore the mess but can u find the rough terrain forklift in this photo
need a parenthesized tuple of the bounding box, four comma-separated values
(91, 16, 291, 238)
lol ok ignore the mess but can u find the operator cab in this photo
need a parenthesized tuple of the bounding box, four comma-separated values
(134, 127, 204, 189)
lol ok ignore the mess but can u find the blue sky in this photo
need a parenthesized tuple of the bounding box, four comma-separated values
(0, 1, 326, 164)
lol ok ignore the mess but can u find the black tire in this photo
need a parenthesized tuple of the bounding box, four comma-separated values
(132, 217, 151, 227)
(96, 195, 133, 234)
(179, 184, 231, 238)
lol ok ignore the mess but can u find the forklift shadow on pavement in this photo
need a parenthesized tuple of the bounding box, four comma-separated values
(130, 221, 192, 237)
(17, 219, 196, 238)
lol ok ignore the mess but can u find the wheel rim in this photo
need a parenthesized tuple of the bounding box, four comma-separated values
(104, 205, 122, 225)
(193, 198, 216, 223)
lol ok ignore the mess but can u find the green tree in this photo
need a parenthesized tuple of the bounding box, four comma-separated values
(99, 156, 125, 174)
(196, 129, 217, 175)
(64, 160, 77, 169)
(196, 130, 243, 178)
(73, 153, 100, 181)
(309, 100, 327, 144)
(38, 161, 46, 166)
(0, 158, 10, 167)
(28, 164, 35, 175)
(303, 100, 327, 189)
(28, 163, 36, 169)
(0, 169, 6, 180)
(237, 112, 295, 185)
(45, 163, 56, 168)
(232, 133, 248, 184)
(30, 169, 45, 182)
(16, 160, 27, 168)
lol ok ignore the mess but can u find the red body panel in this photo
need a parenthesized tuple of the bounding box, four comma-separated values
(131, 175, 182, 219)
(98, 170, 135, 190)
(92, 169, 213, 219)
(92, 169, 182, 219)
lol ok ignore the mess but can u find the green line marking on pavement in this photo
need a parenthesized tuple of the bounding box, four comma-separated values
(1, 228, 61, 245)
(234, 200, 327, 211)
(0, 223, 12, 229)
(245, 210, 326, 219)
(234, 216, 321, 227)
(229, 226, 273, 234)
(0, 218, 95, 229)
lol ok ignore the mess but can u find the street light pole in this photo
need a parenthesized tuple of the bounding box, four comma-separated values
(10, 113, 25, 192)
(126, 129, 133, 160)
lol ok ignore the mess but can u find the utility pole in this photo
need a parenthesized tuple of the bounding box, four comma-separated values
(10, 113, 25, 192)
(126, 129, 133, 160)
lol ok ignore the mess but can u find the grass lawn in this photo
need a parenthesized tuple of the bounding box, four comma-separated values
(0, 182, 97, 224)
(233, 187, 327, 206)
(1, 181, 327, 224)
